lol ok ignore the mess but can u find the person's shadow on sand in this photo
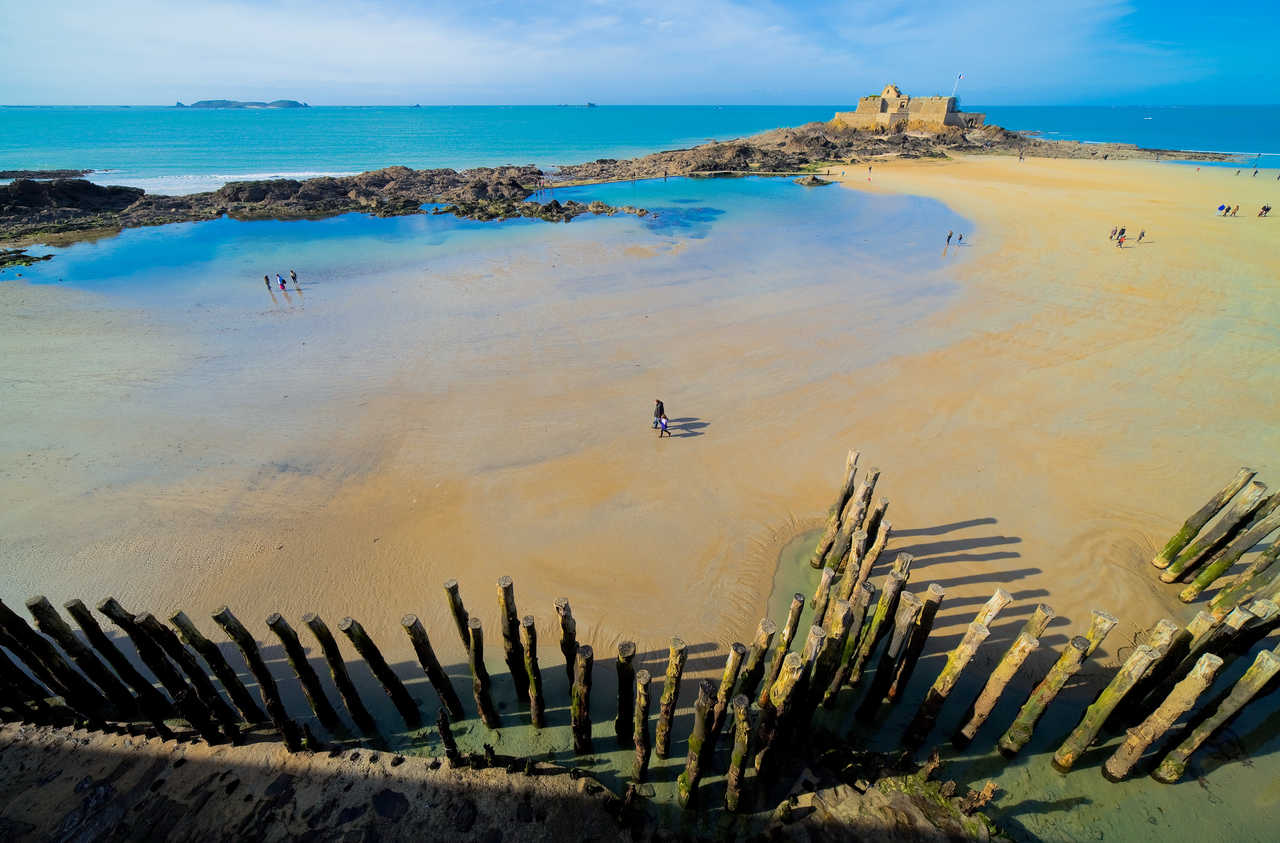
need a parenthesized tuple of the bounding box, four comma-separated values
(669, 417, 709, 437)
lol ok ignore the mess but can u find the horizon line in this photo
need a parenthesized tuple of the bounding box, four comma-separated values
(6, 102, 1280, 109)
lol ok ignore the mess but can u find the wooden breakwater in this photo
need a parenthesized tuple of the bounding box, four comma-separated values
(2, 451, 1279, 824)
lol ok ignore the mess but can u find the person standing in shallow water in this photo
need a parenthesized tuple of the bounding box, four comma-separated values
(946, 230, 953, 247)
(264, 274, 270, 289)
(289, 269, 297, 287)
(653, 399, 665, 429)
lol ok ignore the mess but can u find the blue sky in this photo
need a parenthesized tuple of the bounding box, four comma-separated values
(1, 0, 1275, 105)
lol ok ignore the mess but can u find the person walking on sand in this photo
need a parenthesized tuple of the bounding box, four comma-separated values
(264, 274, 270, 289)
(289, 269, 297, 286)
(957, 233, 964, 244)
(946, 230, 953, 246)
(658, 414, 671, 438)
(653, 399, 665, 429)
(277, 273, 287, 290)
(1109, 226, 1117, 240)
(1137, 230, 1145, 243)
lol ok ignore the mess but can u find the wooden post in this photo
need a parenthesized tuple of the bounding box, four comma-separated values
(1152, 467, 1255, 568)
(809, 600, 853, 710)
(1083, 609, 1119, 657)
(856, 590, 923, 721)
(847, 569, 909, 688)
(1144, 606, 1253, 709)
(1019, 604, 1055, 639)
(615, 641, 637, 746)
(570, 645, 594, 755)
(710, 641, 746, 740)
(973, 588, 1013, 628)
(0, 598, 113, 719)
(754, 652, 804, 780)
(677, 679, 715, 809)
(1103, 653, 1223, 781)
(1161, 481, 1268, 582)
(758, 593, 804, 708)
(953, 631, 1039, 747)
(554, 598, 577, 687)
(211, 605, 300, 748)
(830, 530, 869, 622)
(887, 583, 945, 703)
(401, 615, 465, 721)
(1152, 648, 1280, 783)
(811, 566, 837, 629)
(0, 646, 55, 722)
(809, 449, 861, 568)
(25, 596, 137, 718)
(1209, 541, 1280, 620)
(864, 497, 890, 553)
(822, 580, 876, 707)
(171, 611, 263, 724)
(1181, 506, 1280, 602)
(733, 618, 776, 701)
(904, 621, 991, 748)
(856, 518, 893, 592)
(464, 617, 500, 728)
(136, 613, 242, 742)
(519, 616, 545, 728)
(497, 577, 530, 703)
(302, 613, 375, 734)
(436, 708, 462, 766)
(997, 635, 1090, 756)
(64, 599, 172, 718)
(443, 579, 470, 652)
(1108, 619, 1181, 728)
(337, 616, 421, 729)
(725, 694, 752, 812)
(265, 613, 344, 733)
(791, 625, 826, 722)
(633, 669, 652, 782)
(1053, 644, 1160, 771)
(655, 636, 688, 758)
(825, 469, 881, 570)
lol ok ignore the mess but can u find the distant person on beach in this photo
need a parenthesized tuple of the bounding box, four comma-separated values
(1117, 227, 1126, 241)
(1259, 205, 1271, 217)
(1116, 232, 1125, 247)
(1109, 226, 1117, 240)
(653, 399, 665, 429)
(1231, 205, 1239, 217)
(277, 273, 286, 290)
(946, 230, 953, 246)
(957, 233, 964, 244)
(1137, 230, 1146, 243)
(289, 269, 297, 286)
(264, 274, 270, 289)
(658, 415, 671, 437)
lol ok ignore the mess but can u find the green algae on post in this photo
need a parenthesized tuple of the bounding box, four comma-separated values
(1180, 504, 1280, 602)
(809, 449, 860, 568)
(725, 694, 752, 812)
(1161, 480, 1268, 583)
(759, 593, 804, 708)
(655, 636, 688, 758)
(998, 635, 1089, 757)
(466, 616, 501, 728)
(904, 619, 990, 748)
(823, 579, 875, 707)
(570, 645, 594, 755)
(520, 615, 545, 728)
(847, 569, 909, 688)
(1208, 540, 1280, 620)
(953, 631, 1039, 747)
(1052, 644, 1158, 772)
(733, 617, 776, 701)
(888, 582, 945, 704)
(632, 668, 652, 782)
(1151, 467, 1255, 569)
(856, 589, 923, 722)
(555, 598, 578, 687)
(711, 641, 747, 740)
(754, 651, 804, 781)
(676, 679, 715, 809)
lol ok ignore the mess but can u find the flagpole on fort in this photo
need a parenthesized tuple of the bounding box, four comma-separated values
(950, 74, 963, 99)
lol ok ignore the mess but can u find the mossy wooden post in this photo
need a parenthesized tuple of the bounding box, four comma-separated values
(811, 566, 837, 628)
(997, 635, 1090, 756)
(1103, 653, 1223, 781)
(809, 600, 853, 710)
(496, 577, 530, 704)
(614, 640, 637, 746)
(302, 613, 375, 734)
(1152, 648, 1280, 783)
(857, 519, 893, 592)
(401, 614, 465, 721)
(725, 694, 752, 812)
(570, 645, 594, 755)
(464, 617, 500, 728)
(1152, 467, 1255, 568)
(822, 580, 876, 707)
(1145, 606, 1252, 708)
(1209, 542, 1280, 620)
(733, 618, 776, 700)
(754, 652, 804, 781)
(64, 599, 172, 718)
(826, 469, 881, 571)
(864, 497, 890, 553)
(888, 583, 945, 703)
(136, 613, 242, 742)
(655, 636, 688, 758)
(339, 616, 421, 729)
(519, 616, 545, 728)
(711, 641, 746, 740)
(0, 598, 113, 719)
(1161, 481, 1268, 582)
(758, 593, 804, 708)
(1053, 644, 1161, 771)
(171, 610, 263, 724)
(792, 625, 826, 718)
(847, 569, 909, 688)
(1109, 619, 1181, 728)
(1083, 610, 1119, 657)
(443, 579, 470, 651)
(973, 588, 1013, 628)
(829, 531, 869, 623)
(953, 631, 1039, 747)
(24, 596, 137, 718)
(554, 598, 577, 687)
(436, 708, 462, 766)
(211, 605, 301, 748)
(265, 613, 344, 732)
(1181, 506, 1280, 603)
(677, 679, 715, 809)
(856, 590, 923, 721)
(632, 669, 653, 782)
(904, 621, 990, 748)
(1019, 604, 1056, 639)
(810, 449, 861, 568)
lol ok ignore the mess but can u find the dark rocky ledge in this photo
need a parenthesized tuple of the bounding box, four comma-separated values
(0, 169, 93, 180)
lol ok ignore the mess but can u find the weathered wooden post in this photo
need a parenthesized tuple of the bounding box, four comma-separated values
(465, 617, 500, 728)
(904, 620, 991, 748)
(822, 580, 876, 707)
(655, 636, 688, 758)
(519, 616, 545, 728)
(759, 593, 804, 708)
(24, 596, 137, 718)
(436, 709, 462, 766)
(0, 646, 54, 721)
(266, 613, 344, 732)
(0, 598, 113, 719)
(571, 645, 594, 754)
(1152, 647, 1280, 783)
(1151, 467, 1255, 568)
(171, 611, 263, 723)
(1181, 506, 1280, 602)
(1209, 542, 1280, 620)
(496, 577, 530, 704)
(997, 635, 1090, 756)
(1161, 481, 1269, 582)
(811, 566, 837, 629)
(847, 569, 909, 687)
(725, 694, 752, 812)
(302, 613, 375, 733)
(711, 642, 747, 740)
(856, 590, 923, 721)
(65, 599, 172, 718)
(615, 641, 637, 746)
(826, 469, 881, 570)
(401, 614, 465, 721)
(809, 600, 854, 710)
(1103, 653, 1223, 781)
(857, 519, 893, 592)
(810, 449, 861, 568)
(211, 605, 300, 748)
(677, 680, 716, 808)
(136, 613, 242, 741)
(733, 618, 777, 700)
(953, 631, 1039, 747)
(1019, 604, 1056, 639)
(1083, 610, 1119, 657)
(1144, 606, 1253, 708)
(338, 616, 421, 729)
(554, 598, 577, 687)
(754, 652, 804, 781)
(790, 625, 826, 723)
(829, 530, 869, 621)
(1107, 618, 1180, 728)
(864, 498, 890, 552)
(1053, 644, 1159, 771)
(443, 579, 470, 651)
(633, 669, 653, 782)
(887, 583, 945, 703)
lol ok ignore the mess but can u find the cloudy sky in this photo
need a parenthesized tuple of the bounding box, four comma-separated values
(1, 0, 1274, 105)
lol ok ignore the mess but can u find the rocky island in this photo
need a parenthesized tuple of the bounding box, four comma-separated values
(175, 100, 309, 109)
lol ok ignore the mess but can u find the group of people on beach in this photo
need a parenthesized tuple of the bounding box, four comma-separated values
(264, 270, 299, 291)
(945, 230, 964, 248)
(1108, 226, 1145, 247)
(653, 399, 672, 438)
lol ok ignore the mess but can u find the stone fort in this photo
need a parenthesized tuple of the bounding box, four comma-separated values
(834, 84, 985, 132)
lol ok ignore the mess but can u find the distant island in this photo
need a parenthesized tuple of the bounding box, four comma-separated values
(174, 100, 308, 109)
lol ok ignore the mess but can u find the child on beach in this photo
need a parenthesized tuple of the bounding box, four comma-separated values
(658, 415, 671, 438)
(277, 273, 287, 290)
